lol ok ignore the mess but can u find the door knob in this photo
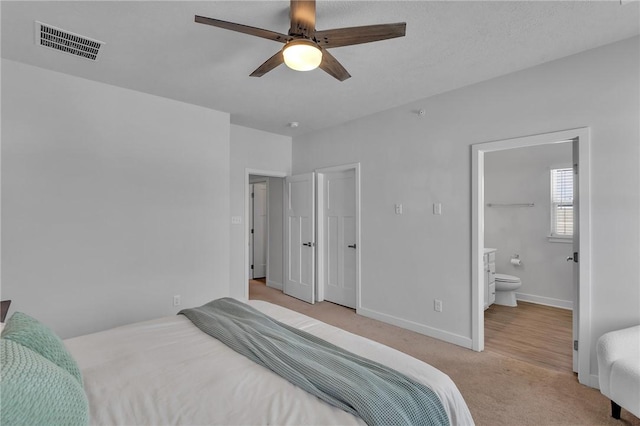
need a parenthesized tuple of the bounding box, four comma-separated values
(348, 244, 357, 249)
(302, 242, 313, 247)
(566, 256, 573, 262)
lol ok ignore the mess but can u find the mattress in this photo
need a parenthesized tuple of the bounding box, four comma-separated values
(65, 299, 474, 425)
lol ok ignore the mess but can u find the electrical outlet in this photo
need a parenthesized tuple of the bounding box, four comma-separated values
(173, 295, 181, 307)
(434, 299, 443, 312)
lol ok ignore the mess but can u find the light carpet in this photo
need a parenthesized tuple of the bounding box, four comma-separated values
(249, 281, 640, 426)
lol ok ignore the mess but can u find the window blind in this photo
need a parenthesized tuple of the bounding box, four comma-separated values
(551, 168, 573, 236)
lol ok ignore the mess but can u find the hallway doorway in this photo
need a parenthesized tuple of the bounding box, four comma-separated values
(244, 171, 286, 299)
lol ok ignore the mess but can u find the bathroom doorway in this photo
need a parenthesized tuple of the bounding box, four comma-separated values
(472, 128, 592, 385)
(482, 142, 574, 372)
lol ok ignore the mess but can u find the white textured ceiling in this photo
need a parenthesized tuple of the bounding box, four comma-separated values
(2, 1, 639, 136)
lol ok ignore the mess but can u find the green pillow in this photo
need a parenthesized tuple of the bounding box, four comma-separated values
(1, 312, 82, 384)
(0, 339, 89, 426)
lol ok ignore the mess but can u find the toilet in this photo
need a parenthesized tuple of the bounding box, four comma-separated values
(494, 273, 522, 307)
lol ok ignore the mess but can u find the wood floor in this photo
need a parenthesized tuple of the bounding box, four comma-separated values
(484, 301, 573, 373)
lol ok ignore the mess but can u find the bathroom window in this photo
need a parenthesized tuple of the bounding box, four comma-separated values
(550, 167, 573, 241)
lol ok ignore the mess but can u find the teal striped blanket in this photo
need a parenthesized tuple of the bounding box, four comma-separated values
(179, 298, 449, 426)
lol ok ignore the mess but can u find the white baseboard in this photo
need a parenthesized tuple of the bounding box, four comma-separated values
(267, 280, 283, 290)
(516, 292, 573, 310)
(357, 306, 473, 349)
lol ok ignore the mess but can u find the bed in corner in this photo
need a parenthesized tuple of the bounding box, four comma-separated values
(5, 298, 474, 425)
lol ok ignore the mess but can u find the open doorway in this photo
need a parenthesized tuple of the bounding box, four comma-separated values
(482, 142, 573, 373)
(244, 171, 286, 300)
(472, 128, 592, 386)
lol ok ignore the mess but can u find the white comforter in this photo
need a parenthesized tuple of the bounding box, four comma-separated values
(65, 299, 474, 425)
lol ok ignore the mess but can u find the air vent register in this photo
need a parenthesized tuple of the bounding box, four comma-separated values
(35, 21, 104, 61)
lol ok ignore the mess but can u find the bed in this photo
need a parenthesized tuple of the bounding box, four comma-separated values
(2, 298, 474, 425)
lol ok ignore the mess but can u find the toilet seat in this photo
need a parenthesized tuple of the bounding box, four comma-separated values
(495, 273, 520, 283)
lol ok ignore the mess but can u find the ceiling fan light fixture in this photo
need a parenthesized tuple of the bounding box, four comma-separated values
(195, 1, 406, 81)
(282, 39, 322, 71)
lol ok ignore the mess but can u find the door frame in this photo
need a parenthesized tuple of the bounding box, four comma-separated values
(244, 169, 287, 300)
(471, 128, 592, 386)
(316, 163, 362, 311)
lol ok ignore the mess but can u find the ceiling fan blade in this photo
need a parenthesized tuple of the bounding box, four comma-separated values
(250, 51, 285, 77)
(318, 48, 351, 81)
(315, 23, 406, 48)
(289, 0, 316, 37)
(195, 15, 290, 43)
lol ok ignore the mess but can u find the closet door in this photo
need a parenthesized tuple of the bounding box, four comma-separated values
(323, 169, 356, 309)
(284, 173, 315, 303)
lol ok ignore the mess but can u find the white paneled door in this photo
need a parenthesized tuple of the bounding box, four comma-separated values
(572, 138, 579, 373)
(323, 169, 356, 308)
(284, 173, 315, 303)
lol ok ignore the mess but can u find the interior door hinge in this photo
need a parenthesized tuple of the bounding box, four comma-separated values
(251, 265, 254, 270)
(251, 229, 254, 234)
(574, 340, 578, 351)
(573, 163, 578, 175)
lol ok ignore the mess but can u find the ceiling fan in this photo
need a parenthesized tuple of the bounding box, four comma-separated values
(195, 0, 406, 81)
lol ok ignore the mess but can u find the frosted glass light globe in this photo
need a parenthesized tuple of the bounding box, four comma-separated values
(283, 40, 322, 71)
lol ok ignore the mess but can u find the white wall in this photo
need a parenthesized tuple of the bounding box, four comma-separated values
(229, 125, 291, 299)
(1, 60, 231, 338)
(293, 37, 640, 374)
(485, 143, 573, 308)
